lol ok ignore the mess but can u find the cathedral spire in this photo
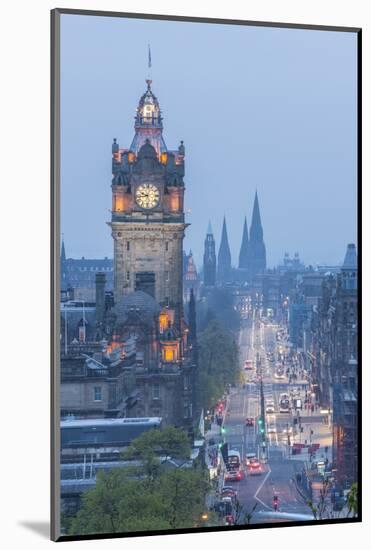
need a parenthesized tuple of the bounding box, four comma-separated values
(247, 192, 266, 276)
(250, 190, 263, 242)
(238, 216, 249, 269)
(217, 216, 232, 284)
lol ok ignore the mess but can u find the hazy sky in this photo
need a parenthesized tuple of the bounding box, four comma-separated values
(60, 14, 357, 269)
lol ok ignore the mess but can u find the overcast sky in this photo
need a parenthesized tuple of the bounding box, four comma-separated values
(60, 14, 357, 269)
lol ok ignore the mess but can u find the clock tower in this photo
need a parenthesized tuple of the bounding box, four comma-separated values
(109, 79, 187, 329)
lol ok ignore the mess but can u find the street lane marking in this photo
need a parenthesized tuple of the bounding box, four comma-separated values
(254, 465, 272, 510)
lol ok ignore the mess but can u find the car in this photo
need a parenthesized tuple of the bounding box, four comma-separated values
(245, 417, 254, 427)
(246, 452, 257, 463)
(266, 404, 275, 414)
(247, 458, 263, 475)
(221, 487, 237, 501)
(225, 469, 243, 482)
(221, 485, 237, 495)
(267, 425, 277, 434)
(244, 360, 254, 370)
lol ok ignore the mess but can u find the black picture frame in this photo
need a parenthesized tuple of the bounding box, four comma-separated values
(51, 8, 361, 542)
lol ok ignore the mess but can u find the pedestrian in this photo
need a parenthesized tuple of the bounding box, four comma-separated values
(311, 404, 314, 413)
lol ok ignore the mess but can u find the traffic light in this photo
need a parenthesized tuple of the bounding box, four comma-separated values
(221, 426, 226, 435)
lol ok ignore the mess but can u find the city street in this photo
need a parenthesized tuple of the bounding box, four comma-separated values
(221, 315, 316, 524)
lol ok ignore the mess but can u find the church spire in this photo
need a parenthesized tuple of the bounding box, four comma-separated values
(247, 191, 266, 276)
(250, 191, 263, 242)
(217, 216, 232, 284)
(203, 221, 216, 287)
(238, 216, 249, 269)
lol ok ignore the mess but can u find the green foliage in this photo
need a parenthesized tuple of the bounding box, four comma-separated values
(197, 318, 240, 410)
(68, 426, 213, 536)
(68, 467, 211, 535)
(347, 482, 358, 517)
(122, 426, 191, 480)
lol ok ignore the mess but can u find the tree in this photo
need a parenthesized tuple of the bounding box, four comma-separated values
(155, 469, 210, 529)
(69, 470, 170, 535)
(122, 426, 191, 480)
(346, 482, 358, 518)
(197, 319, 240, 410)
(68, 463, 214, 535)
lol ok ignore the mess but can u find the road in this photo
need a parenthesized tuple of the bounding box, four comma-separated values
(222, 315, 312, 524)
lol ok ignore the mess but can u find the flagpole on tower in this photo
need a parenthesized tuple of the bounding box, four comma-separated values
(147, 43, 152, 87)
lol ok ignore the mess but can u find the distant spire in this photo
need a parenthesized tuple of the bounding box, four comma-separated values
(238, 216, 249, 269)
(247, 191, 266, 276)
(217, 216, 232, 283)
(61, 237, 66, 263)
(203, 221, 216, 286)
(342, 243, 357, 270)
(250, 191, 263, 242)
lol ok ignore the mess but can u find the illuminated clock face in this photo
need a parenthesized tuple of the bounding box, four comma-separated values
(135, 183, 160, 209)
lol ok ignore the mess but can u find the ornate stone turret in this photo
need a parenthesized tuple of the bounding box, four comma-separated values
(203, 221, 216, 287)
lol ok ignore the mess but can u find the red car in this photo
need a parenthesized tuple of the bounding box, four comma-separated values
(225, 469, 243, 482)
(247, 459, 263, 475)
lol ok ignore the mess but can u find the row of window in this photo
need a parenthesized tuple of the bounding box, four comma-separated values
(93, 385, 161, 402)
(123, 242, 169, 252)
(69, 267, 113, 272)
(125, 271, 170, 282)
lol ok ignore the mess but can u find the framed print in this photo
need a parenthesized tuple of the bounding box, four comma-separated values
(51, 8, 361, 541)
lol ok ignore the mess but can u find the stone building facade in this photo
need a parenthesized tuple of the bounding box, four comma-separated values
(105, 78, 196, 428)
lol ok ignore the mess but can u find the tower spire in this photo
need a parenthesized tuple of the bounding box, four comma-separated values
(250, 191, 263, 241)
(61, 236, 66, 263)
(247, 191, 266, 276)
(217, 216, 232, 284)
(238, 216, 249, 269)
(203, 221, 216, 287)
